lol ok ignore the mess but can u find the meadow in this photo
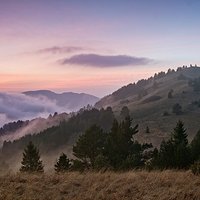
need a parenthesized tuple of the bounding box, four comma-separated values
(0, 170, 199, 200)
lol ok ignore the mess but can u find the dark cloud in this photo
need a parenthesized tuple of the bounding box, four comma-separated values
(61, 54, 152, 67)
(36, 46, 88, 54)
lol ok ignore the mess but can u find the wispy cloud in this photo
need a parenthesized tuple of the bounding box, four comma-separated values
(60, 54, 152, 67)
(36, 46, 90, 54)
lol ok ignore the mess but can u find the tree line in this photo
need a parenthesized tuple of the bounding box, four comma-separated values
(19, 115, 200, 175)
(2, 107, 115, 156)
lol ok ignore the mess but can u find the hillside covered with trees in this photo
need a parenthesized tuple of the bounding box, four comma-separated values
(95, 66, 200, 145)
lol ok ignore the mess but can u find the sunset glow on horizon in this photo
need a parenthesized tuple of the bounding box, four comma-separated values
(1, 0, 200, 97)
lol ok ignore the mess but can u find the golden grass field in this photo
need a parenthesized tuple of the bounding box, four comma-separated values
(0, 170, 200, 200)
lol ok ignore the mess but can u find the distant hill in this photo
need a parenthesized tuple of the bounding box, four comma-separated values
(23, 90, 99, 110)
(0, 113, 70, 146)
(95, 66, 200, 145)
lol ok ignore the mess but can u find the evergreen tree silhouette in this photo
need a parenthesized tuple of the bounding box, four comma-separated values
(172, 120, 191, 168)
(155, 121, 191, 169)
(191, 130, 200, 161)
(73, 125, 106, 168)
(20, 141, 44, 173)
(55, 153, 70, 172)
(172, 120, 188, 146)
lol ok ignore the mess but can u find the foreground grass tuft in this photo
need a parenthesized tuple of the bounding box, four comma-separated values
(0, 171, 200, 200)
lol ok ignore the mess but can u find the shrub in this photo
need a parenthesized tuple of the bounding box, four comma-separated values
(142, 96, 162, 104)
(145, 126, 150, 133)
(70, 159, 85, 172)
(168, 89, 174, 98)
(172, 103, 182, 115)
(94, 154, 110, 171)
(163, 111, 170, 116)
(191, 161, 200, 175)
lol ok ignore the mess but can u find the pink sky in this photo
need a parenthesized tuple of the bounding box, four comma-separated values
(1, 0, 200, 97)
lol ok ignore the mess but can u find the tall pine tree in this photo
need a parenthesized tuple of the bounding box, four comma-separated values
(105, 116, 148, 169)
(20, 141, 44, 173)
(154, 121, 191, 169)
(73, 125, 106, 168)
(172, 120, 188, 146)
(191, 130, 200, 162)
(171, 121, 191, 168)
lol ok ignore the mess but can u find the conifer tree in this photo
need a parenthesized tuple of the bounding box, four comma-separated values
(20, 141, 44, 173)
(105, 116, 145, 169)
(171, 120, 191, 168)
(154, 121, 191, 169)
(156, 140, 175, 169)
(73, 125, 106, 168)
(55, 153, 70, 172)
(172, 120, 188, 146)
(191, 130, 200, 161)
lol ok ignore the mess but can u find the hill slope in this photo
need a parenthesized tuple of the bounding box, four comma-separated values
(95, 66, 200, 145)
(23, 90, 99, 111)
(0, 113, 70, 146)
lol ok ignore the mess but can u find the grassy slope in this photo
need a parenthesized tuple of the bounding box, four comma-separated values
(0, 171, 200, 200)
(96, 67, 200, 146)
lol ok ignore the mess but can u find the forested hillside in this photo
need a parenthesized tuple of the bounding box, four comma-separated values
(96, 66, 200, 144)
(0, 107, 114, 171)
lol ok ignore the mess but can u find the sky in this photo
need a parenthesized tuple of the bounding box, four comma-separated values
(1, 0, 200, 97)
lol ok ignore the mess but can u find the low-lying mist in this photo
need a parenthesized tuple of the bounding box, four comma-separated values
(0, 92, 69, 127)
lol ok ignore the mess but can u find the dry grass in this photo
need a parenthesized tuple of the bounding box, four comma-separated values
(0, 170, 200, 200)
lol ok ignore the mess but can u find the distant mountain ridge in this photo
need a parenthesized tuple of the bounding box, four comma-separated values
(23, 90, 99, 110)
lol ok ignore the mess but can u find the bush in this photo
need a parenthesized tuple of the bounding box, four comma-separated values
(94, 154, 110, 171)
(142, 96, 162, 104)
(191, 161, 200, 175)
(172, 103, 182, 115)
(70, 159, 85, 172)
(120, 154, 143, 170)
(145, 126, 150, 133)
(163, 111, 170, 116)
(168, 89, 173, 98)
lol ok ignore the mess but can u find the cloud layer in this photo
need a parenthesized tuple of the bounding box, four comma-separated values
(0, 93, 60, 127)
(0, 91, 99, 127)
(36, 46, 88, 54)
(61, 54, 152, 67)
